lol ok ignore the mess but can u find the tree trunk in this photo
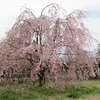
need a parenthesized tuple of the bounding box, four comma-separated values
(38, 67, 46, 87)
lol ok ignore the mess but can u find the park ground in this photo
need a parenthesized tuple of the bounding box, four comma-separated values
(0, 80, 100, 100)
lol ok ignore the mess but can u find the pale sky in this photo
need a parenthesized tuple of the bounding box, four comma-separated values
(0, 0, 100, 49)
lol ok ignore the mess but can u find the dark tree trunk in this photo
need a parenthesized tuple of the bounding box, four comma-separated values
(38, 66, 46, 87)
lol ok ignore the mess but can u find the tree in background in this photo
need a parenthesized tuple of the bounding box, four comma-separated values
(0, 3, 98, 87)
(96, 44, 100, 66)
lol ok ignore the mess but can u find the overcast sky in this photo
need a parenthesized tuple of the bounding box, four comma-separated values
(0, 0, 100, 49)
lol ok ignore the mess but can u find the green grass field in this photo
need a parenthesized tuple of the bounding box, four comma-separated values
(0, 80, 100, 100)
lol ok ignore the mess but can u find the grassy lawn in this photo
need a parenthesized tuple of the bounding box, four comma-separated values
(0, 80, 100, 100)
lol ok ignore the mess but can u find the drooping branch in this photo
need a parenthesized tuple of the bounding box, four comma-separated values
(41, 3, 67, 16)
